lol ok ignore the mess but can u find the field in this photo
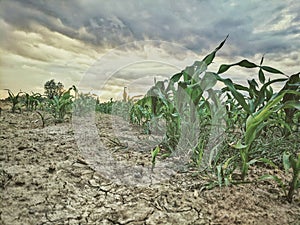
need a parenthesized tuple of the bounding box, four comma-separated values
(0, 104, 299, 225)
(1, 38, 300, 224)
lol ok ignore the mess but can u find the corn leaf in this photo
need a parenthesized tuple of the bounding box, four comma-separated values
(200, 72, 217, 91)
(217, 64, 231, 74)
(222, 78, 250, 113)
(203, 35, 228, 66)
(170, 72, 182, 83)
(259, 175, 286, 194)
(217, 60, 258, 74)
(216, 164, 223, 187)
(258, 69, 265, 84)
(283, 152, 291, 173)
(257, 158, 277, 168)
(237, 60, 258, 68)
(261, 66, 284, 74)
(260, 55, 265, 66)
(230, 140, 248, 149)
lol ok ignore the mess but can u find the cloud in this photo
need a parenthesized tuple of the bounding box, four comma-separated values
(0, 0, 299, 99)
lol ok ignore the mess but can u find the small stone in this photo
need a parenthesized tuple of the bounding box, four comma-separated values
(88, 179, 99, 187)
(194, 190, 199, 198)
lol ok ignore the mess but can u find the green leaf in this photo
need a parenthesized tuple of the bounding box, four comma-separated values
(289, 155, 298, 171)
(217, 59, 258, 74)
(193, 61, 207, 75)
(261, 66, 284, 74)
(184, 66, 195, 78)
(222, 78, 251, 113)
(248, 79, 259, 89)
(259, 175, 286, 194)
(247, 158, 258, 165)
(203, 35, 228, 66)
(265, 86, 273, 100)
(257, 158, 277, 168)
(234, 84, 250, 92)
(258, 69, 265, 84)
(237, 59, 258, 68)
(191, 85, 203, 105)
(217, 64, 231, 74)
(200, 72, 218, 91)
(230, 140, 248, 149)
(216, 164, 223, 187)
(170, 72, 182, 83)
(182, 70, 192, 82)
(282, 101, 300, 110)
(151, 145, 160, 163)
(283, 152, 291, 173)
(260, 55, 265, 66)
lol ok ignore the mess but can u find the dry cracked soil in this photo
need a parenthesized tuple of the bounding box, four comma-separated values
(1, 102, 300, 225)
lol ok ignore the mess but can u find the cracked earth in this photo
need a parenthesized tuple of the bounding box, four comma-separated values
(1, 104, 300, 224)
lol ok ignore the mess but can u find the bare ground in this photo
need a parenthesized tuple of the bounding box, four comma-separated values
(0, 104, 300, 225)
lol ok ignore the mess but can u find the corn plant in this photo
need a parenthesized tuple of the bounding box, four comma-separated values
(280, 73, 300, 135)
(35, 110, 48, 128)
(22, 92, 43, 111)
(46, 87, 75, 122)
(5, 89, 23, 113)
(229, 90, 300, 180)
(209, 57, 299, 180)
(130, 96, 153, 133)
(151, 145, 160, 172)
(128, 36, 299, 188)
(260, 152, 300, 203)
(285, 152, 300, 203)
(96, 98, 114, 114)
(129, 36, 228, 166)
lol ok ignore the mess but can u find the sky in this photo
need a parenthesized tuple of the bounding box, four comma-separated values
(0, 0, 299, 100)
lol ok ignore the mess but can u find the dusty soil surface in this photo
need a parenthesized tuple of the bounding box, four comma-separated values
(1, 104, 300, 224)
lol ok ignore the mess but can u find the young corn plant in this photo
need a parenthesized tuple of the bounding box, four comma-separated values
(5, 89, 23, 113)
(130, 35, 228, 167)
(96, 98, 114, 114)
(280, 73, 300, 135)
(230, 91, 300, 180)
(130, 36, 299, 187)
(213, 57, 299, 180)
(151, 145, 160, 172)
(46, 87, 74, 123)
(285, 152, 300, 203)
(260, 152, 300, 203)
(22, 92, 43, 111)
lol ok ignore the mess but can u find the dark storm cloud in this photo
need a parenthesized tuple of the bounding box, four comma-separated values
(1, 0, 300, 100)
(1, 0, 299, 57)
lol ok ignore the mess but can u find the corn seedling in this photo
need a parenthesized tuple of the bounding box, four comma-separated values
(46, 87, 75, 122)
(280, 73, 300, 135)
(35, 110, 49, 128)
(22, 92, 43, 111)
(230, 91, 300, 180)
(5, 89, 23, 113)
(96, 98, 114, 114)
(284, 152, 300, 203)
(259, 152, 300, 203)
(151, 145, 160, 172)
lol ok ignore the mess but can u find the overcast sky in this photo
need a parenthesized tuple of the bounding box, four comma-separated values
(0, 0, 299, 100)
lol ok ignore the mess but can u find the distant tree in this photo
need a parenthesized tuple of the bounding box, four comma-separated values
(44, 79, 64, 99)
